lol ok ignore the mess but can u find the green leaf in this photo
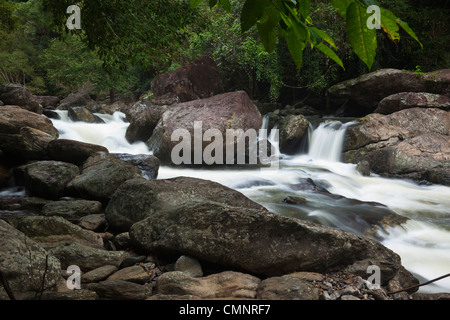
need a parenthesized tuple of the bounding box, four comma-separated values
(310, 26, 337, 48)
(257, 6, 280, 53)
(285, 27, 305, 69)
(316, 43, 345, 69)
(209, 0, 218, 8)
(219, 0, 231, 12)
(189, 0, 203, 9)
(396, 18, 423, 48)
(298, 0, 310, 19)
(379, 8, 400, 41)
(241, 0, 267, 32)
(291, 18, 308, 42)
(346, 2, 377, 70)
(330, 0, 354, 18)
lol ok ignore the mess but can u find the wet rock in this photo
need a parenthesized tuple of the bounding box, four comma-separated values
(151, 55, 224, 103)
(46, 139, 109, 166)
(24, 161, 79, 199)
(41, 199, 103, 222)
(112, 153, 159, 180)
(278, 114, 310, 154)
(68, 106, 104, 123)
(58, 86, 97, 111)
(36, 96, 60, 109)
(105, 176, 263, 232)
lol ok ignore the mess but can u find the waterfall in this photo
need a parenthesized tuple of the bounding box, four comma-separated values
(308, 121, 354, 162)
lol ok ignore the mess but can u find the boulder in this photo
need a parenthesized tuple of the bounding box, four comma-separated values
(41, 199, 103, 222)
(57, 86, 97, 111)
(35, 96, 60, 109)
(24, 161, 79, 199)
(125, 99, 169, 143)
(81, 265, 118, 284)
(0, 126, 55, 160)
(46, 139, 109, 166)
(155, 271, 260, 299)
(343, 108, 450, 185)
(105, 176, 264, 232)
(68, 106, 104, 123)
(256, 275, 319, 300)
(0, 106, 59, 138)
(147, 91, 262, 165)
(0, 161, 11, 187)
(151, 55, 224, 102)
(278, 114, 310, 154)
(16, 216, 104, 250)
(85, 280, 152, 300)
(66, 153, 141, 202)
(48, 242, 129, 272)
(174, 255, 203, 278)
(106, 265, 151, 284)
(129, 199, 407, 280)
(78, 214, 107, 232)
(0, 219, 61, 299)
(0, 84, 42, 114)
(375, 92, 450, 114)
(327, 69, 431, 114)
(112, 153, 160, 180)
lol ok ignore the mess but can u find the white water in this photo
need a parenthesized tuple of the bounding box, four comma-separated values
(47, 112, 450, 293)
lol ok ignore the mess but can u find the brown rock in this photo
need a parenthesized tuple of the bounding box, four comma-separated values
(375, 92, 450, 114)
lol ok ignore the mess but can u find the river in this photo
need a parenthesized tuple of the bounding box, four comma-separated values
(49, 110, 450, 293)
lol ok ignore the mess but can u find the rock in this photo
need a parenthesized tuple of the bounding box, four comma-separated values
(282, 196, 307, 205)
(0, 126, 55, 160)
(24, 161, 79, 199)
(46, 139, 109, 165)
(36, 96, 60, 109)
(341, 295, 361, 300)
(278, 114, 310, 154)
(106, 265, 151, 284)
(0, 84, 42, 114)
(66, 153, 141, 202)
(105, 176, 263, 232)
(256, 275, 319, 300)
(151, 55, 224, 102)
(130, 199, 406, 279)
(0, 99, 3, 106)
(58, 86, 97, 111)
(48, 242, 129, 272)
(16, 215, 104, 249)
(155, 271, 260, 299)
(113, 232, 131, 250)
(68, 106, 104, 123)
(411, 292, 450, 300)
(147, 91, 262, 165)
(78, 214, 107, 231)
(125, 99, 169, 143)
(42, 110, 60, 119)
(85, 280, 152, 300)
(0, 219, 61, 299)
(375, 92, 450, 114)
(174, 255, 203, 278)
(0, 162, 11, 187)
(118, 255, 147, 269)
(0, 195, 50, 213)
(81, 265, 118, 284)
(343, 108, 450, 185)
(112, 153, 159, 180)
(41, 289, 99, 300)
(0, 105, 59, 138)
(41, 199, 103, 222)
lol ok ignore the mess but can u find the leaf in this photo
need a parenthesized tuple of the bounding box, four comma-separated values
(241, 0, 267, 32)
(310, 27, 337, 48)
(189, 0, 203, 9)
(209, 0, 218, 8)
(257, 6, 280, 53)
(285, 27, 305, 69)
(396, 18, 423, 48)
(379, 8, 400, 41)
(316, 43, 345, 69)
(291, 18, 308, 42)
(298, 0, 310, 19)
(219, 0, 231, 12)
(330, 0, 354, 18)
(346, 2, 377, 70)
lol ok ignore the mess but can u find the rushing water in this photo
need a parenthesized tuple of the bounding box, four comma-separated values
(46, 110, 450, 293)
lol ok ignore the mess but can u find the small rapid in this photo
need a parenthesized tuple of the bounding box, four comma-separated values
(47, 111, 450, 293)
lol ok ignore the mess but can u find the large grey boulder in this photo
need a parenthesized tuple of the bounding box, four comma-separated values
(0, 84, 42, 114)
(0, 220, 61, 299)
